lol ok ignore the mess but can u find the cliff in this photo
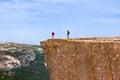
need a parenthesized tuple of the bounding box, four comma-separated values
(41, 37, 120, 80)
(0, 42, 36, 70)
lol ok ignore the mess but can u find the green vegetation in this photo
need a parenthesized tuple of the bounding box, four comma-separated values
(0, 45, 50, 80)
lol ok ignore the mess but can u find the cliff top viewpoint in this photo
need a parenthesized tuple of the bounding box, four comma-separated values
(41, 36, 120, 80)
(41, 37, 120, 44)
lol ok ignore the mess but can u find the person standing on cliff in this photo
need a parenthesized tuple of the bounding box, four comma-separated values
(52, 32, 55, 39)
(67, 30, 70, 39)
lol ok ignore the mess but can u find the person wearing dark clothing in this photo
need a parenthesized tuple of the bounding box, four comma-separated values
(52, 32, 55, 39)
(67, 30, 70, 39)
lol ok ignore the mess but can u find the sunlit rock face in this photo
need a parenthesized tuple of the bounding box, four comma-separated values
(0, 42, 35, 70)
(41, 37, 120, 80)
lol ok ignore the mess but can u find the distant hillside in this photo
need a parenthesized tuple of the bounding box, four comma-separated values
(0, 42, 49, 80)
(0, 42, 36, 70)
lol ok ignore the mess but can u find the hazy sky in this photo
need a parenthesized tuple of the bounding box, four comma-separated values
(0, 0, 120, 44)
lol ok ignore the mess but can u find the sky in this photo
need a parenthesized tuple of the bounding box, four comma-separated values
(0, 0, 120, 44)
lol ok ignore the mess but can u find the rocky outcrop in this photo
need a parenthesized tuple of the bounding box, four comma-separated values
(0, 42, 35, 70)
(41, 37, 120, 80)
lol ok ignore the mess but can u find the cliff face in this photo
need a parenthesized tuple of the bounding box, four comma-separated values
(0, 42, 36, 70)
(41, 38, 120, 80)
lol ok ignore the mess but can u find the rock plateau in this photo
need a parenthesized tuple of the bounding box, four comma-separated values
(41, 37, 120, 80)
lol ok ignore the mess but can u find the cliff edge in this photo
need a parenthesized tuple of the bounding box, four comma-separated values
(41, 37, 120, 80)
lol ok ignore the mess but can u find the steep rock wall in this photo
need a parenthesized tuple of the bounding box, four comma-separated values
(41, 38, 120, 80)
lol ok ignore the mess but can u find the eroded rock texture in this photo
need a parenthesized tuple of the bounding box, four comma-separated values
(41, 37, 120, 80)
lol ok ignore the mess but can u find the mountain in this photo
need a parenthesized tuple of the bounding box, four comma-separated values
(0, 42, 50, 80)
(0, 42, 35, 70)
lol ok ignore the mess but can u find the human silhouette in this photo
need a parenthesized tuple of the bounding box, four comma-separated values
(52, 32, 55, 39)
(67, 30, 70, 39)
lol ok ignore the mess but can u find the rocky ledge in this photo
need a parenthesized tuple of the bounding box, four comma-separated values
(41, 37, 120, 80)
(0, 42, 35, 70)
